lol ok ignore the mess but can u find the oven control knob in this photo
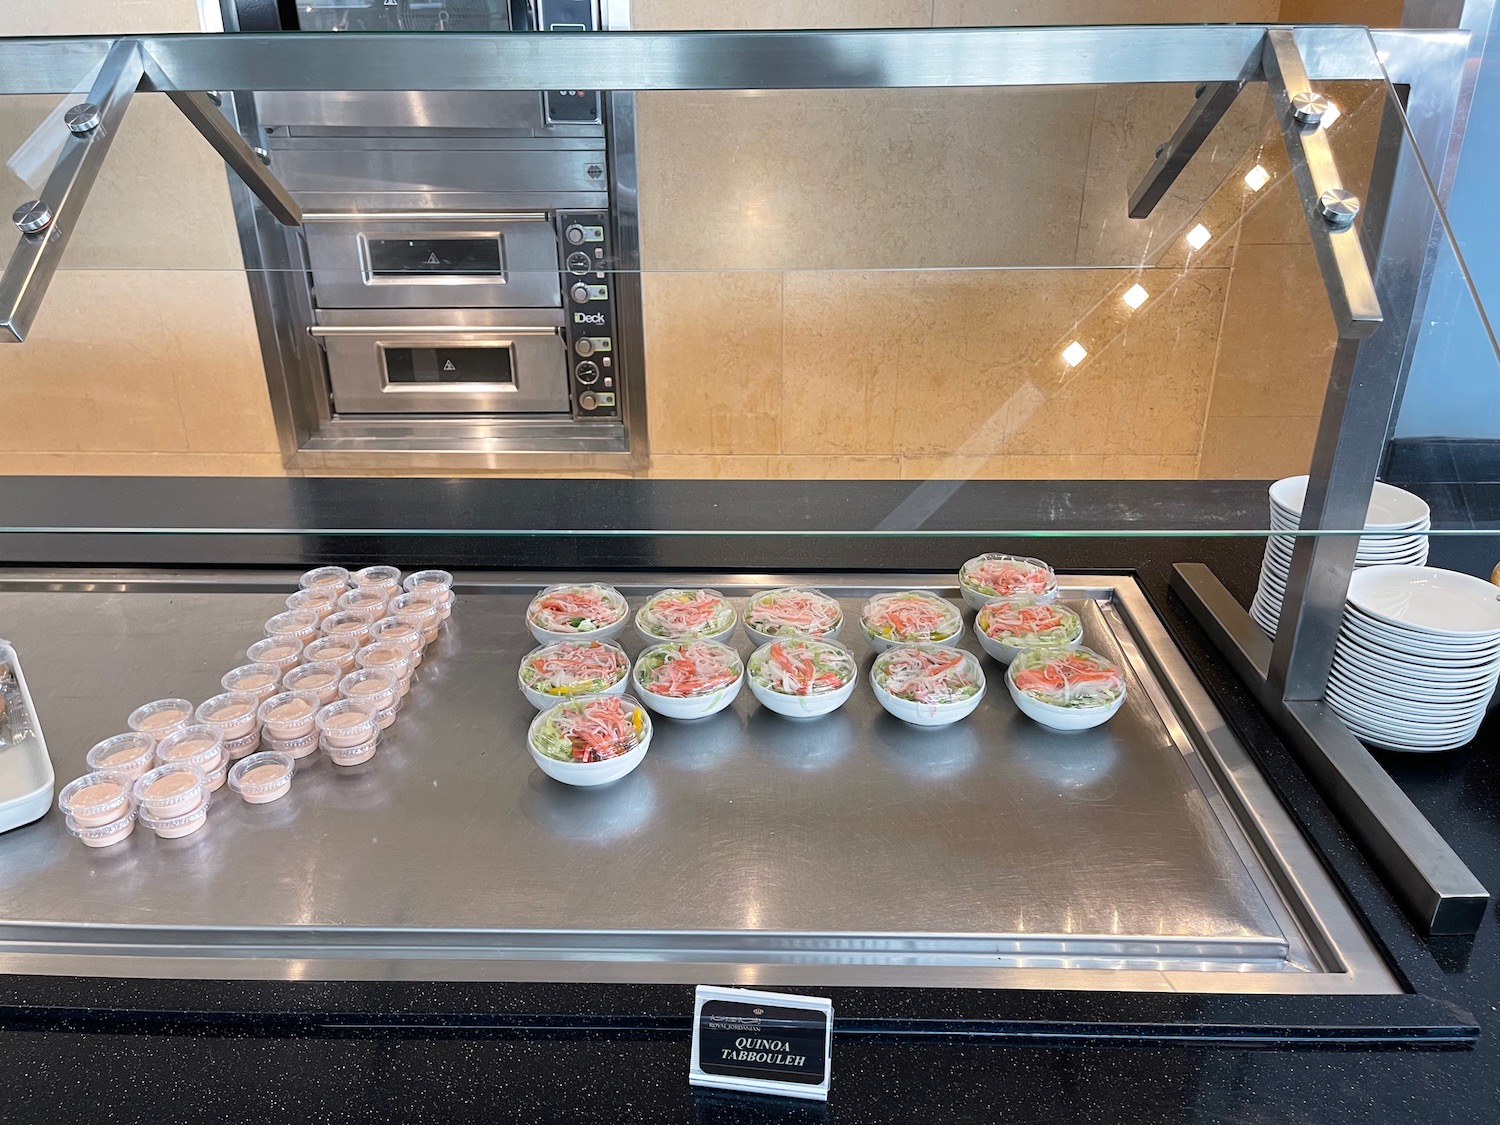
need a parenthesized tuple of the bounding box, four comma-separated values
(575, 337, 595, 357)
(566, 251, 592, 275)
(570, 283, 592, 303)
(579, 392, 598, 410)
(576, 361, 600, 386)
(565, 224, 586, 245)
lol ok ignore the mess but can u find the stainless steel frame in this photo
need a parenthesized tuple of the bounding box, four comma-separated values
(0, 22, 1487, 927)
(0, 570, 1396, 994)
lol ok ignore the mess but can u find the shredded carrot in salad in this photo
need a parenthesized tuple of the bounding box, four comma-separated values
(531, 695, 646, 763)
(634, 640, 742, 698)
(960, 554, 1057, 600)
(860, 591, 961, 644)
(745, 588, 843, 639)
(527, 583, 627, 634)
(636, 588, 735, 640)
(873, 645, 983, 705)
(977, 599, 1082, 649)
(520, 640, 629, 698)
(1009, 648, 1125, 710)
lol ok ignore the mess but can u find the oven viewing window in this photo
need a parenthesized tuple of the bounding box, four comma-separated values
(364, 238, 506, 279)
(383, 344, 516, 388)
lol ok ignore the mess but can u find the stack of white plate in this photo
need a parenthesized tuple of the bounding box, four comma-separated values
(1251, 476, 1431, 637)
(1328, 565, 1500, 753)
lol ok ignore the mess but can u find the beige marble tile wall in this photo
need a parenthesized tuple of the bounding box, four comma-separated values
(0, 2, 282, 477)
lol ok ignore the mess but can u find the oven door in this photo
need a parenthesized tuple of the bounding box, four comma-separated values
(312, 308, 572, 415)
(303, 214, 564, 310)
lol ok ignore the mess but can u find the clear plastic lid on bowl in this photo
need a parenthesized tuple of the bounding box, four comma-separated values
(958, 553, 1059, 601)
(246, 636, 303, 671)
(860, 591, 963, 644)
(338, 586, 390, 618)
(320, 609, 375, 645)
(282, 661, 344, 702)
(352, 565, 402, 594)
(154, 724, 226, 772)
(221, 663, 283, 702)
(303, 634, 362, 670)
(339, 667, 398, 708)
(264, 609, 320, 645)
(195, 691, 262, 737)
(127, 698, 194, 740)
(84, 732, 156, 778)
(315, 698, 380, 747)
(57, 770, 135, 822)
(286, 587, 340, 620)
(747, 638, 859, 696)
(131, 763, 209, 816)
(635, 588, 734, 641)
(519, 638, 631, 698)
(1006, 646, 1126, 709)
(633, 640, 744, 698)
(227, 751, 295, 803)
(299, 565, 351, 592)
(529, 693, 651, 764)
(871, 645, 986, 705)
(744, 587, 844, 639)
(976, 598, 1084, 647)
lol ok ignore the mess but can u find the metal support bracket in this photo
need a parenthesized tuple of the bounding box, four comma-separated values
(0, 39, 144, 343)
(1172, 564, 1489, 936)
(161, 90, 301, 227)
(1128, 79, 1248, 218)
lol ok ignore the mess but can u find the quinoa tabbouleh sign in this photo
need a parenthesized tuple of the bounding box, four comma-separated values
(689, 986, 832, 1101)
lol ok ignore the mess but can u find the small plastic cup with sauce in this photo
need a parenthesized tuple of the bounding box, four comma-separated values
(223, 729, 262, 760)
(282, 661, 343, 706)
(67, 809, 137, 848)
(155, 725, 227, 792)
(352, 565, 402, 597)
(221, 663, 283, 703)
(127, 698, 194, 743)
(299, 565, 351, 594)
(264, 609, 320, 647)
(303, 634, 361, 673)
(339, 667, 398, 720)
(316, 699, 380, 765)
(338, 586, 389, 622)
(369, 616, 424, 668)
(246, 636, 303, 675)
(356, 642, 412, 696)
(58, 770, 135, 828)
(195, 692, 261, 741)
(404, 570, 454, 619)
(390, 591, 441, 645)
(228, 751, 295, 804)
(132, 764, 209, 829)
(84, 732, 156, 780)
(286, 587, 340, 622)
(257, 690, 321, 741)
(320, 609, 374, 647)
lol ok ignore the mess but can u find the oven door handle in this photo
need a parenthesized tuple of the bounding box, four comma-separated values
(300, 212, 550, 224)
(307, 325, 561, 338)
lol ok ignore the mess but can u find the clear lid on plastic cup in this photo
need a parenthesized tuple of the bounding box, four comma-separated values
(299, 566, 351, 592)
(315, 699, 380, 741)
(66, 809, 137, 842)
(339, 667, 398, 705)
(286, 587, 340, 617)
(228, 751, 295, 797)
(356, 642, 410, 675)
(57, 771, 135, 818)
(389, 591, 441, 624)
(283, 661, 343, 694)
(369, 617, 422, 650)
(126, 698, 194, 738)
(264, 609, 320, 643)
(321, 609, 375, 639)
(338, 587, 389, 615)
(246, 637, 303, 668)
(154, 725, 225, 771)
(221, 664, 282, 700)
(131, 764, 208, 814)
(138, 793, 211, 832)
(257, 690, 322, 727)
(404, 570, 454, 605)
(195, 691, 262, 730)
(528, 694, 651, 764)
(352, 565, 402, 592)
(304, 634, 361, 666)
(85, 732, 156, 775)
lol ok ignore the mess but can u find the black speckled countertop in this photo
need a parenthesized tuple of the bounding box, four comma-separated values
(1, 477, 1497, 1124)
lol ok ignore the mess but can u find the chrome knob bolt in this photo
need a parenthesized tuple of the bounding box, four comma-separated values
(12, 199, 53, 235)
(64, 102, 101, 135)
(1317, 188, 1361, 228)
(1292, 90, 1331, 126)
(565, 225, 586, 245)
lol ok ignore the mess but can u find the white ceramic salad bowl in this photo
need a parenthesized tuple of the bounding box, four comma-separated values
(526, 693, 653, 786)
(870, 645, 986, 727)
(517, 639, 631, 711)
(634, 588, 738, 645)
(742, 587, 844, 648)
(958, 552, 1059, 609)
(632, 640, 744, 720)
(747, 639, 859, 718)
(1006, 647, 1126, 732)
(973, 598, 1084, 665)
(860, 591, 964, 653)
(525, 583, 630, 645)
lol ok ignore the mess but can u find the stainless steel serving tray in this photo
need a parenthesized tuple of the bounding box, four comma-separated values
(0, 571, 1396, 994)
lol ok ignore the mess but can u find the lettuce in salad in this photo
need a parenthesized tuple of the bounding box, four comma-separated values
(1008, 647, 1125, 710)
(959, 553, 1057, 599)
(749, 639, 857, 696)
(977, 599, 1083, 650)
(860, 591, 961, 644)
(636, 588, 736, 640)
(745, 587, 843, 639)
(527, 583, 627, 634)
(872, 645, 983, 705)
(530, 694, 647, 763)
(519, 639, 629, 698)
(634, 640, 743, 698)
